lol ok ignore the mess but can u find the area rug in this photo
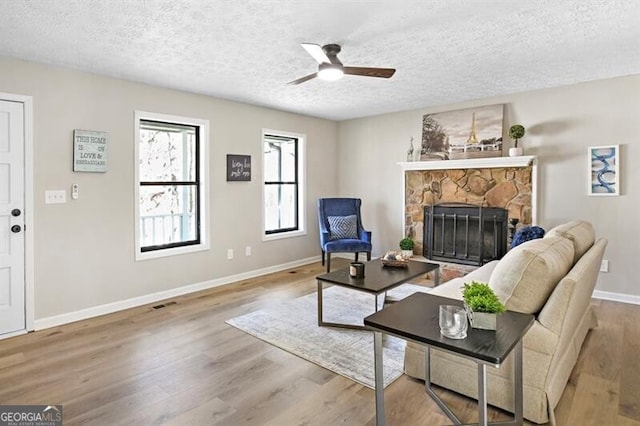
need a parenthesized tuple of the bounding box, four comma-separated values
(225, 283, 431, 389)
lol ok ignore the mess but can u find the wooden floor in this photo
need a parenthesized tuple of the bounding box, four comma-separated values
(1, 259, 638, 425)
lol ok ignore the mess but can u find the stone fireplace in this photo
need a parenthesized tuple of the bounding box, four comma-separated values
(401, 156, 536, 279)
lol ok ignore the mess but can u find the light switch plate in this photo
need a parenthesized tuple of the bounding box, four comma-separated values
(45, 190, 66, 204)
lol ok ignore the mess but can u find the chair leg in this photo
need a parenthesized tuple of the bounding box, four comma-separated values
(355, 252, 359, 262)
(326, 253, 331, 273)
(367, 251, 371, 261)
(321, 250, 325, 266)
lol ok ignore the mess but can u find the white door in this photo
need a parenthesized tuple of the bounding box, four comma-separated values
(0, 99, 25, 335)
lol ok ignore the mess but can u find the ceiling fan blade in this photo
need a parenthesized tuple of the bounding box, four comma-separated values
(343, 67, 396, 79)
(301, 43, 331, 64)
(287, 72, 318, 85)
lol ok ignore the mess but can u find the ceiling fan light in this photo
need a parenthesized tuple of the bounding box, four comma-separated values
(318, 64, 344, 81)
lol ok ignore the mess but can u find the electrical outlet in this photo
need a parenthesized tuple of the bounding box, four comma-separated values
(45, 190, 66, 204)
(227, 249, 234, 260)
(245, 246, 252, 256)
(600, 259, 609, 273)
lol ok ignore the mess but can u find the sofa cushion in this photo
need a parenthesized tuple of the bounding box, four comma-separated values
(489, 237, 574, 314)
(545, 220, 595, 264)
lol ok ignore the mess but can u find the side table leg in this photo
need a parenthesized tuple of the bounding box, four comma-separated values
(317, 281, 323, 326)
(434, 268, 440, 286)
(424, 346, 431, 393)
(374, 331, 385, 426)
(424, 346, 431, 391)
(478, 363, 488, 426)
(424, 346, 461, 424)
(514, 340, 524, 425)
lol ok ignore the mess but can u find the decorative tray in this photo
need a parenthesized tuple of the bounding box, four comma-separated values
(381, 251, 410, 268)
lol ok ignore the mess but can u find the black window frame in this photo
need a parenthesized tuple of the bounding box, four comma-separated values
(139, 119, 201, 252)
(264, 133, 299, 235)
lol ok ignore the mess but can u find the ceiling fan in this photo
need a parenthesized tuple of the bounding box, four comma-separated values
(287, 43, 396, 85)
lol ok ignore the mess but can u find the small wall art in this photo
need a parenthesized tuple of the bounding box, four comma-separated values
(588, 145, 619, 196)
(73, 129, 107, 172)
(226, 154, 251, 181)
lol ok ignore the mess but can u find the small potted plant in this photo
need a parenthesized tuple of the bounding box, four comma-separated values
(462, 281, 506, 330)
(399, 237, 414, 258)
(508, 124, 526, 157)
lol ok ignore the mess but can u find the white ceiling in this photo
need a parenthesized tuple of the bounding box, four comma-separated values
(1, 0, 639, 121)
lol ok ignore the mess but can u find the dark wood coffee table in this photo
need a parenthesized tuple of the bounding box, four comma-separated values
(315, 259, 440, 330)
(364, 292, 534, 426)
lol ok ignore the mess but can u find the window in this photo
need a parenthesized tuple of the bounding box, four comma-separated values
(262, 130, 306, 240)
(135, 111, 209, 260)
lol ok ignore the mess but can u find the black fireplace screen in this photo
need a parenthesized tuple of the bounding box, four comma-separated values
(424, 203, 508, 266)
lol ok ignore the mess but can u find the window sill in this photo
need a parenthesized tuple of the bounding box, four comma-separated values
(136, 242, 210, 261)
(262, 229, 307, 242)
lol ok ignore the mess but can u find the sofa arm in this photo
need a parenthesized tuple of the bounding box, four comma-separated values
(523, 321, 559, 357)
(538, 238, 607, 335)
(465, 260, 499, 282)
(428, 260, 499, 297)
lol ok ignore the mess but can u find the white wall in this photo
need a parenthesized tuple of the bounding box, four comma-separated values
(1, 56, 637, 323)
(338, 75, 640, 298)
(0, 57, 339, 320)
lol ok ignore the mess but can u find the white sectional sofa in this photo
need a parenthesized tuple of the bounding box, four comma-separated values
(404, 220, 607, 424)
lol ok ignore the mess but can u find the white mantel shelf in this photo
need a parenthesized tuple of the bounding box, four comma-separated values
(398, 155, 536, 171)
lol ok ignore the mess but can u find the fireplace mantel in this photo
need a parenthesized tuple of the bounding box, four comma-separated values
(398, 155, 536, 171)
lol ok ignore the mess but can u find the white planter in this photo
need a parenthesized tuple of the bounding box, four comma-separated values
(509, 147, 523, 157)
(401, 249, 414, 258)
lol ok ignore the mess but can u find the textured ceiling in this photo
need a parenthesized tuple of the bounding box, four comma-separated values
(1, 0, 639, 121)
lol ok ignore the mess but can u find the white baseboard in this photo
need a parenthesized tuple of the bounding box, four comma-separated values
(593, 290, 640, 305)
(34, 256, 321, 330)
(0, 329, 27, 341)
(32, 256, 638, 331)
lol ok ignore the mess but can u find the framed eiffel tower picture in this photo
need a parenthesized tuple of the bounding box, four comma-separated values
(420, 104, 504, 160)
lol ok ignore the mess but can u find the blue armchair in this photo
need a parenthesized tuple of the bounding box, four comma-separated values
(317, 198, 372, 272)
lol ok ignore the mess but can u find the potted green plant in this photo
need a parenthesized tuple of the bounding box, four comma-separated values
(462, 281, 506, 330)
(508, 124, 526, 157)
(399, 237, 414, 258)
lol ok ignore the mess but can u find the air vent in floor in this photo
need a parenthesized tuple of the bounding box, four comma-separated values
(152, 301, 177, 310)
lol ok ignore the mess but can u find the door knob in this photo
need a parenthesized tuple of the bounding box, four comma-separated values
(11, 225, 21, 233)
(11, 208, 21, 217)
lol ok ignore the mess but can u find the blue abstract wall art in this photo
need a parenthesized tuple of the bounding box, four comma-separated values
(589, 145, 619, 196)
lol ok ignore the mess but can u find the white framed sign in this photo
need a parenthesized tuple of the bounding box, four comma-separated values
(73, 129, 107, 172)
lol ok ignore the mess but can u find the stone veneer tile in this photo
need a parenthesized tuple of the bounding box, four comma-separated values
(404, 166, 533, 248)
